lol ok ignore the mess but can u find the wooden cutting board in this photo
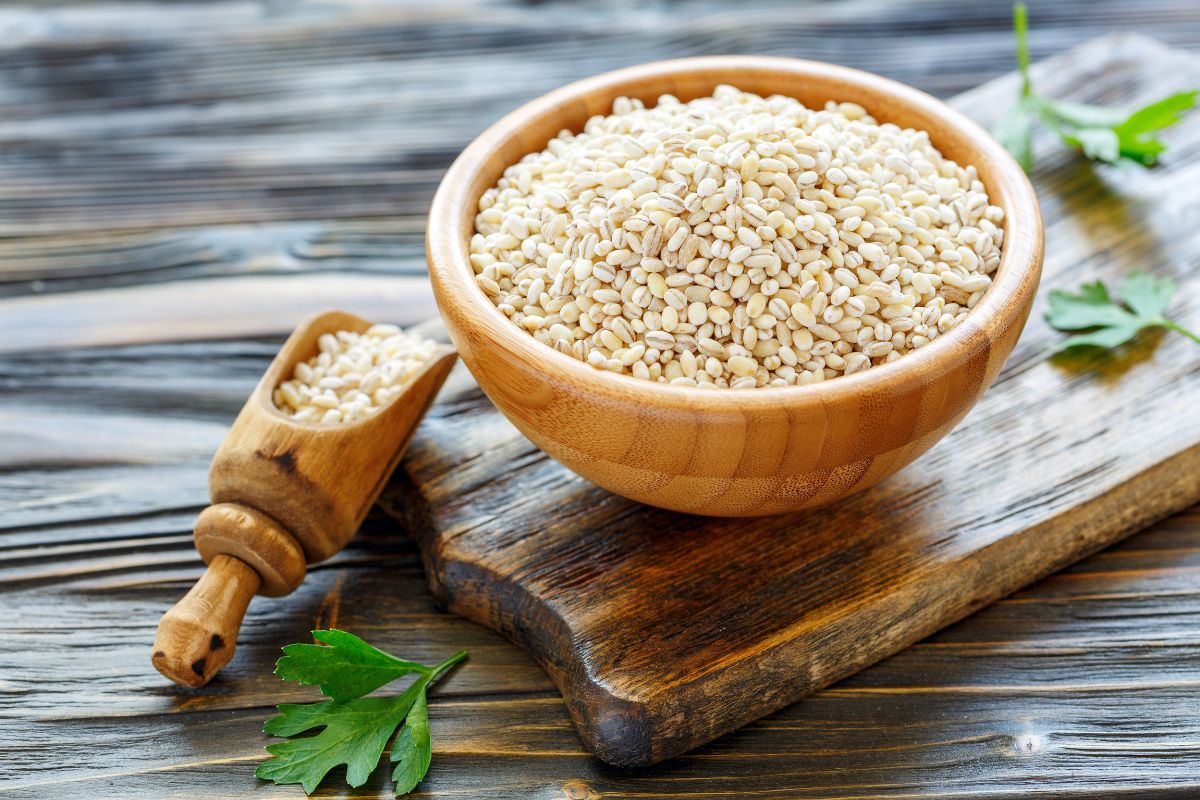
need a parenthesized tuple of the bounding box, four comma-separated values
(380, 35, 1200, 767)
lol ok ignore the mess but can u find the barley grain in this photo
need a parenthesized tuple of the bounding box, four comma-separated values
(471, 86, 1004, 387)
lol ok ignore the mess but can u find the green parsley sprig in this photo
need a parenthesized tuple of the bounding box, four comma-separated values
(257, 629, 466, 796)
(997, 2, 1197, 171)
(1045, 272, 1200, 353)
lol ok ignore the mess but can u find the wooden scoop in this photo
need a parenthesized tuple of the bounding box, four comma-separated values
(152, 310, 456, 688)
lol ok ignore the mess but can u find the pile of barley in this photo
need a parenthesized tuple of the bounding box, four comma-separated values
(273, 325, 438, 424)
(469, 85, 1004, 388)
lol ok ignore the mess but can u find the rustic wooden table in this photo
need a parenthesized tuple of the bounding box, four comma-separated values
(2, 1, 1199, 798)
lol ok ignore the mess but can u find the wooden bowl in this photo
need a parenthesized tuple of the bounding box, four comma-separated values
(426, 56, 1042, 516)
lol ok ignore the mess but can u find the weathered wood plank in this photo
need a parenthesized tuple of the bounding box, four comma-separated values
(0, 221, 427, 298)
(0, 274, 436, 353)
(0, 0, 1196, 246)
(2, 511, 1198, 797)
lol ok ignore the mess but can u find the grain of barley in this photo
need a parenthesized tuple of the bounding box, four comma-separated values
(471, 85, 1003, 388)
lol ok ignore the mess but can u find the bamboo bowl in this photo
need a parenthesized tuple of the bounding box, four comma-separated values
(427, 56, 1042, 516)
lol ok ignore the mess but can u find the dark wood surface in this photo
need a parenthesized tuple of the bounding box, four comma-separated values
(2, 1, 1200, 798)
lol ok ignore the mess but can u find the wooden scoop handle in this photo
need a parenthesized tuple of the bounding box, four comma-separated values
(152, 503, 306, 688)
(152, 554, 262, 688)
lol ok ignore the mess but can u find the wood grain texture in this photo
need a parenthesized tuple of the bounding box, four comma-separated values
(0, 0, 1197, 303)
(155, 310, 456, 687)
(4, 503, 1200, 798)
(417, 34, 1200, 765)
(2, 1, 1200, 797)
(427, 55, 1043, 517)
(0, 274, 437, 354)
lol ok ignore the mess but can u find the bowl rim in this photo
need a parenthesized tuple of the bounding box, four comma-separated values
(427, 55, 1042, 411)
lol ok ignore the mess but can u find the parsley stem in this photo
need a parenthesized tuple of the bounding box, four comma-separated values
(427, 650, 469, 684)
(1162, 320, 1200, 346)
(1013, 2, 1032, 98)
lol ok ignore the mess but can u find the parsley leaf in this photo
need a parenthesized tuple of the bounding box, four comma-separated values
(391, 692, 433, 795)
(1043, 90, 1199, 166)
(275, 629, 428, 702)
(257, 629, 467, 797)
(997, 2, 1197, 170)
(258, 692, 419, 793)
(1045, 272, 1200, 352)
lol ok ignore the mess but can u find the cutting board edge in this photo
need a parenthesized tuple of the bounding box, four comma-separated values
(418, 530, 658, 765)
(417, 443, 1200, 766)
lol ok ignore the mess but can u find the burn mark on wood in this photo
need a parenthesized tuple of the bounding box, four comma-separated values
(255, 448, 296, 475)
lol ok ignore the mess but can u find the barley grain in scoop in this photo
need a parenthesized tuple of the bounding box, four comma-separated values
(273, 325, 439, 422)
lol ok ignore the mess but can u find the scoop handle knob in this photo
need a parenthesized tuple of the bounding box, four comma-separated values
(152, 554, 262, 688)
